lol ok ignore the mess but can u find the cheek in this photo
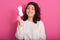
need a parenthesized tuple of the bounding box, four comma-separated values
(26, 10, 29, 15)
(32, 11, 35, 15)
(26, 9, 35, 17)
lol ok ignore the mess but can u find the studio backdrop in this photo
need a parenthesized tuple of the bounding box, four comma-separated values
(0, 0, 60, 40)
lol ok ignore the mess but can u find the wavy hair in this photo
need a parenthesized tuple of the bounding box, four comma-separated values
(23, 2, 41, 23)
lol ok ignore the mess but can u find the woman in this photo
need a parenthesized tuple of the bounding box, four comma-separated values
(15, 2, 46, 40)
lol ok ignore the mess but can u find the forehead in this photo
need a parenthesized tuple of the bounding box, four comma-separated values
(28, 4, 35, 8)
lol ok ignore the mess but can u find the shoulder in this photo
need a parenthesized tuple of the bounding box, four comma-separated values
(37, 20, 44, 25)
(37, 20, 45, 31)
(37, 20, 45, 28)
(21, 20, 29, 24)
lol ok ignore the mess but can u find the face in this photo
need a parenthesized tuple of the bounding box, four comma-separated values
(26, 5, 35, 18)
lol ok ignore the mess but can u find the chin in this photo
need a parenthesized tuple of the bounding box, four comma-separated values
(28, 16, 33, 17)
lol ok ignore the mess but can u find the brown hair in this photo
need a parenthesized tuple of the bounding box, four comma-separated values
(23, 2, 41, 23)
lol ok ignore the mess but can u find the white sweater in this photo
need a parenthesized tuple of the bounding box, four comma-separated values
(15, 20, 46, 40)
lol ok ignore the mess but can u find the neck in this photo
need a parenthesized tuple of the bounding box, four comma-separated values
(27, 17, 33, 22)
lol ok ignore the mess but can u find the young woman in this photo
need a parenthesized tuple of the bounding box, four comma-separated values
(15, 2, 46, 40)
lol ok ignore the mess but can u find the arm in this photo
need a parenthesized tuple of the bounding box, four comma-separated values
(15, 16, 24, 40)
(15, 25, 24, 40)
(39, 21, 46, 40)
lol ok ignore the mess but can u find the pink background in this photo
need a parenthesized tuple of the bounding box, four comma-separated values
(0, 0, 60, 40)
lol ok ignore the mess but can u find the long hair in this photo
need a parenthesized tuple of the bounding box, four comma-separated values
(23, 2, 41, 23)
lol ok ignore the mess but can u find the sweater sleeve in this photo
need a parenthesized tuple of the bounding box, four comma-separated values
(38, 21, 46, 40)
(15, 21, 24, 40)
